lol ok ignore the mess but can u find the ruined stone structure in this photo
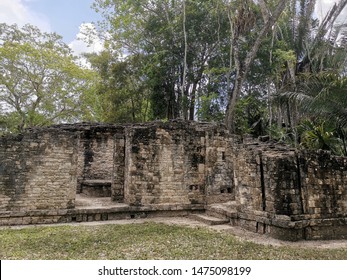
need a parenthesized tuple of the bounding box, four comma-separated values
(1, 121, 346, 240)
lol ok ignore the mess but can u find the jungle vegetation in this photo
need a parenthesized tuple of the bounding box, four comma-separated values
(1, 0, 347, 155)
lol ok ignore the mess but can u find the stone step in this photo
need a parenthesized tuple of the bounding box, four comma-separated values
(206, 202, 239, 220)
(189, 214, 230, 226)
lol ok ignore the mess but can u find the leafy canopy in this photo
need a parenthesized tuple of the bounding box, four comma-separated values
(0, 23, 97, 133)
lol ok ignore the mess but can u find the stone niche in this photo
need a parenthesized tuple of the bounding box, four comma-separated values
(74, 124, 125, 201)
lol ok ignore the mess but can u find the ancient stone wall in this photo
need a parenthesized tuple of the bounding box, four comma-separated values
(233, 143, 263, 212)
(0, 121, 346, 240)
(232, 140, 347, 240)
(112, 131, 126, 202)
(0, 129, 77, 212)
(297, 151, 347, 239)
(124, 122, 207, 205)
(204, 127, 235, 204)
(123, 122, 236, 206)
(44, 123, 127, 201)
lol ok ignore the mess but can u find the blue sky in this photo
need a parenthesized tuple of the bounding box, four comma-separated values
(25, 0, 101, 42)
(0, 0, 101, 41)
(0, 0, 103, 55)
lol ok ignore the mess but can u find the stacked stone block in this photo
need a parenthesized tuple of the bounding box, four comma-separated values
(233, 144, 263, 211)
(205, 128, 235, 204)
(297, 151, 347, 239)
(1, 121, 347, 240)
(299, 151, 347, 217)
(112, 132, 126, 202)
(0, 129, 77, 212)
(262, 150, 303, 216)
(231, 139, 347, 240)
(124, 122, 209, 206)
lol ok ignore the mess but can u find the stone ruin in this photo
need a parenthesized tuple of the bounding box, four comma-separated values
(0, 120, 346, 241)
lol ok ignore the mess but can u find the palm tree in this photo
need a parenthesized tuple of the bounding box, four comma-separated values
(270, 0, 347, 154)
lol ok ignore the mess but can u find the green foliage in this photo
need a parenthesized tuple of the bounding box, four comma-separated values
(0, 23, 96, 133)
(269, 1, 347, 154)
(298, 120, 344, 155)
(275, 71, 347, 154)
(92, 0, 232, 121)
(197, 92, 225, 122)
(297, 73, 347, 126)
(85, 51, 152, 123)
(268, 125, 296, 145)
(67, 0, 347, 138)
(0, 0, 346, 141)
(234, 94, 267, 136)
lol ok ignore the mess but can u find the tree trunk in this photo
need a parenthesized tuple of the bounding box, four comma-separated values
(225, 0, 287, 132)
(189, 82, 198, 120)
(182, 0, 188, 120)
(226, 70, 244, 132)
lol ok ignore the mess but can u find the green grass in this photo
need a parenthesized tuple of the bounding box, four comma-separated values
(0, 223, 346, 259)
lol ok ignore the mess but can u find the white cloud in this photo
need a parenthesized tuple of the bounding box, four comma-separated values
(69, 23, 104, 56)
(0, 0, 51, 31)
(68, 23, 104, 68)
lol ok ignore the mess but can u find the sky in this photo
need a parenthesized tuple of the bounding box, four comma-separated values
(315, 0, 347, 21)
(0, 0, 346, 57)
(0, 0, 103, 56)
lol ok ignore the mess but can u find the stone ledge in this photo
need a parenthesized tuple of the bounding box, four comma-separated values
(189, 214, 230, 225)
(237, 210, 347, 230)
(0, 204, 205, 226)
(80, 180, 112, 186)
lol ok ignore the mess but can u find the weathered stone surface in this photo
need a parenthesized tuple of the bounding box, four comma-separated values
(1, 121, 347, 240)
(0, 129, 77, 212)
(123, 122, 233, 206)
(227, 138, 347, 240)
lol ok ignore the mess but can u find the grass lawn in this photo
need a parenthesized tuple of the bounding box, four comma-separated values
(0, 222, 346, 259)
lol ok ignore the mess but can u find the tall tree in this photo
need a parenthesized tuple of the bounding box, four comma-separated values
(225, 0, 287, 132)
(92, 0, 230, 121)
(268, 0, 347, 154)
(85, 50, 152, 123)
(0, 23, 96, 133)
